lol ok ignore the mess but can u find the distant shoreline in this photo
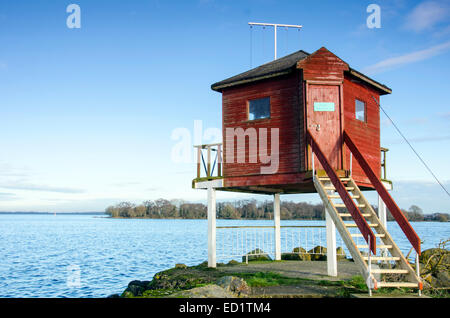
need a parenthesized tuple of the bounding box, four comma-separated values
(106, 215, 449, 222)
(105, 200, 449, 222)
(0, 212, 447, 222)
(0, 212, 105, 215)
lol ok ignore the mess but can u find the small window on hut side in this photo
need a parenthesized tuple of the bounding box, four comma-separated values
(355, 99, 366, 122)
(248, 97, 270, 120)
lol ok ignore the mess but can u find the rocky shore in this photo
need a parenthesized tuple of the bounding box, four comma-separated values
(109, 245, 449, 298)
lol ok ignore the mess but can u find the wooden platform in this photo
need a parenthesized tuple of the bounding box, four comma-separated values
(193, 169, 377, 195)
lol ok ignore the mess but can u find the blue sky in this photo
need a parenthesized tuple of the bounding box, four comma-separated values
(0, 0, 449, 213)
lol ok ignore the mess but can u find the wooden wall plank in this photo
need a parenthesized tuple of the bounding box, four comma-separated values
(343, 75, 381, 186)
(221, 72, 304, 178)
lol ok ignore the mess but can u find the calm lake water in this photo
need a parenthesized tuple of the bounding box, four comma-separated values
(0, 214, 448, 298)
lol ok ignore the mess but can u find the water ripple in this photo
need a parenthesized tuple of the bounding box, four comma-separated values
(0, 214, 448, 297)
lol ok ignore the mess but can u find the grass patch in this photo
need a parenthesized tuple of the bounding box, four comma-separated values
(229, 271, 317, 287)
(347, 275, 367, 290)
(423, 288, 450, 298)
(245, 272, 284, 287)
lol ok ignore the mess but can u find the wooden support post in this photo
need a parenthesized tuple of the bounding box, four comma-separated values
(274, 193, 281, 261)
(207, 146, 211, 177)
(217, 144, 222, 177)
(196, 147, 201, 178)
(207, 186, 216, 268)
(325, 188, 337, 276)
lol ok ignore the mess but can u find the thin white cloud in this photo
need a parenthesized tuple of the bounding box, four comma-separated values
(406, 117, 429, 125)
(110, 181, 142, 187)
(404, 1, 450, 32)
(0, 192, 15, 197)
(362, 40, 450, 74)
(388, 135, 450, 144)
(439, 111, 450, 119)
(0, 192, 18, 202)
(0, 181, 85, 194)
(0, 163, 30, 177)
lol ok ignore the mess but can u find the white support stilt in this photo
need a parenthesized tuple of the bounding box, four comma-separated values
(274, 193, 281, 261)
(378, 180, 392, 230)
(325, 196, 337, 276)
(378, 192, 388, 259)
(207, 186, 216, 268)
(378, 194, 387, 229)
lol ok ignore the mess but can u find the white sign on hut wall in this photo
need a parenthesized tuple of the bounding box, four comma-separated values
(314, 102, 335, 112)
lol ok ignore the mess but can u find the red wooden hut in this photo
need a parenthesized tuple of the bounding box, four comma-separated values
(193, 47, 422, 293)
(210, 47, 391, 192)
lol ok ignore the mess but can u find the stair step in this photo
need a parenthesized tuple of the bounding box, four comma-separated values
(351, 233, 385, 238)
(319, 177, 351, 181)
(329, 194, 360, 199)
(371, 269, 409, 274)
(335, 203, 365, 208)
(323, 186, 355, 191)
(357, 244, 392, 249)
(376, 282, 419, 288)
(345, 223, 378, 228)
(363, 256, 400, 261)
(339, 213, 371, 217)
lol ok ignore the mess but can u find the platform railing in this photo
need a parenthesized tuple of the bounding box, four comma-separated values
(193, 143, 222, 179)
(380, 147, 389, 180)
(216, 225, 347, 263)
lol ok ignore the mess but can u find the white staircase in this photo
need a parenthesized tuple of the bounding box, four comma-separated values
(314, 176, 422, 291)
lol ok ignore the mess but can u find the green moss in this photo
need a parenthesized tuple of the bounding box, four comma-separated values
(121, 291, 135, 298)
(227, 260, 240, 266)
(141, 289, 180, 298)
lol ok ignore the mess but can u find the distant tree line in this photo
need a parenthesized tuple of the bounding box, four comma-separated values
(392, 205, 449, 222)
(105, 200, 448, 222)
(105, 199, 324, 220)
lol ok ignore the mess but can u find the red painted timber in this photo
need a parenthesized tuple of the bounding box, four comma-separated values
(221, 71, 303, 178)
(342, 75, 381, 187)
(297, 47, 349, 82)
(343, 131, 421, 255)
(307, 130, 376, 254)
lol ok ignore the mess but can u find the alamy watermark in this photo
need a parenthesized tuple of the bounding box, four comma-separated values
(367, 4, 381, 29)
(66, 4, 81, 29)
(171, 120, 279, 175)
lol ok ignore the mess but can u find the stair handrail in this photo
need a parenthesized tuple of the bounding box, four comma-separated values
(343, 130, 421, 255)
(307, 130, 377, 254)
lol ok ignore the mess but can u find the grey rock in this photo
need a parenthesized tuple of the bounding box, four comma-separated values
(216, 276, 250, 296)
(123, 280, 151, 296)
(168, 284, 235, 298)
(242, 249, 272, 262)
(436, 271, 450, 288)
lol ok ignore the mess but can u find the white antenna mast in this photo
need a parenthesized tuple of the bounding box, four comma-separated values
(248, 22, 303, 60)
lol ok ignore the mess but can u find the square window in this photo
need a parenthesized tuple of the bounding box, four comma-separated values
(355, 99, 366, 122)
(248, 97, 270, 120)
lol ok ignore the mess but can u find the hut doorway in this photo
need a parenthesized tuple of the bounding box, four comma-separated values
(307, 83, 342, 171)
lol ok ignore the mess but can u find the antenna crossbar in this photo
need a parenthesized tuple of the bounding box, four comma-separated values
(248, 22, 302, 60)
